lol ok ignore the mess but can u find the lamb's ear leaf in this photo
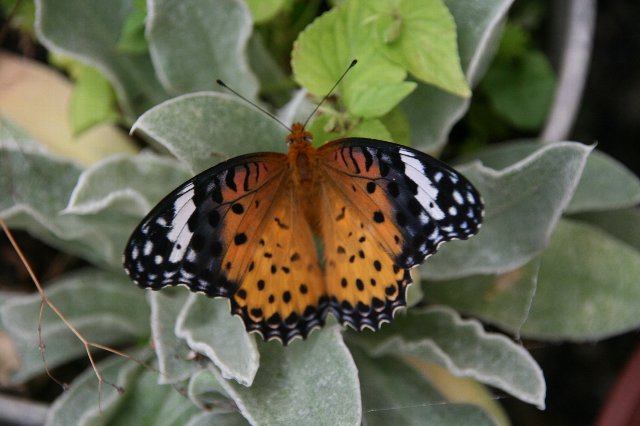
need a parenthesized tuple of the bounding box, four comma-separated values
(348, 306, 545, 408)
(132, 93, 286, 174)
(0, 269, 149, 383)
(352, 346, 502, 425)
(211, 326, 361, 425)
(35, 0, 169, 118)
(147, 0, 258, 99)
(428, 218, 640, 341)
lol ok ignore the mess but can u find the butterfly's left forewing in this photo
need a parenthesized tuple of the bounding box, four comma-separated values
(317, 138, 483, 330)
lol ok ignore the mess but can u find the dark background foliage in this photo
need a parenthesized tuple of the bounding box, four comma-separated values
(506, 2, 640, 425)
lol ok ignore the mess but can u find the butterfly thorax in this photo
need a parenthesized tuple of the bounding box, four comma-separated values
(286, 122, 317, 184)
(286, 123, 323, 229)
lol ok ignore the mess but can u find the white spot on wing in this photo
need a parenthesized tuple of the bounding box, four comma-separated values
(143, 241, 153, 256)
(154, 255, 163, 264)
(426, 202, 445, 220)
(169, 228, 192, 262)
(448, 206, 457, 216)
(167, 188, 195, 243)
(452, 190, 464, 205)
(467, 191, 476, 204)
(400, 152, 443, 219)
(179, 182, 194, 195)
(186, 248, 196, 263)
(180, 271, 194, 280)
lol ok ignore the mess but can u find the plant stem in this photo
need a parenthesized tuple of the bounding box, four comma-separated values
(541, 0, 597, 142)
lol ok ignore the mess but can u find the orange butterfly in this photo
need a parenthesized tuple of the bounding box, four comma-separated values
(123, 119, 483, 344)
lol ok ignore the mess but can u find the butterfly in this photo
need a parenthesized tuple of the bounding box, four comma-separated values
(123, 119, 483, 344)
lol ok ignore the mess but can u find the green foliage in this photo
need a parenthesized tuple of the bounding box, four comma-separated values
(0, 0, 36, 34)
(146, 0, 258, 99)
(466, 12, 557, 146)
(68, 66, 119, 135)
(131, 93, 286, 173)
(480, 25, 555, 130)
(428, 142, 640, 341)
(214, 327, 361, 424)
(291, 0, 469, 144)
(116, 0, 148, 53)
(353, 347, 500, 425)
(349, 306, 545, 407)
(401, 0, 515, 152)
(1, 0, 639, 424)
(428, 218, 640, 341)
(174, 294, 259, 386)
(47, 54, 120, 136)
(35, 0, 170, 119)
(245, 0, 289, 24)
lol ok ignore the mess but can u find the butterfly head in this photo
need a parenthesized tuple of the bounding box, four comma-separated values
(286, 122, 313, 146)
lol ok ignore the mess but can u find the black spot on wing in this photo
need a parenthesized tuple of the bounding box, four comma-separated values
(348, 147, 361, 174)
(211, 176, 223, 203)
(225, 167, 237, 192)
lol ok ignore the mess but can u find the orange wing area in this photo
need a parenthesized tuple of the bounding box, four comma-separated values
(317, 143, 410, 331)
(124, 152, 326, 344)
(223, 175, 327, 343)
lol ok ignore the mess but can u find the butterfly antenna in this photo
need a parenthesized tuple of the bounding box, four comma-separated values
(302, 59, 358, 129)
(216, 80, 292, 132)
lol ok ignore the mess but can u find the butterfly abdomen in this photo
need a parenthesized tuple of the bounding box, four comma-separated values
(286, 139, 325, 233)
